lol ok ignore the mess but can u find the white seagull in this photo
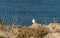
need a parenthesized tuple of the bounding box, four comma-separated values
(32, 19, 39, 24)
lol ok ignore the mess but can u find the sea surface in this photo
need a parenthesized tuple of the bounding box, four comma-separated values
(0, 0, 60, 26)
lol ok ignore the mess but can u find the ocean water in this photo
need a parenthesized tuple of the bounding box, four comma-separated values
(0, 0, 60, 26)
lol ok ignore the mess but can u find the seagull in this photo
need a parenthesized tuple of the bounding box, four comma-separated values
(32, 19, 39, 24)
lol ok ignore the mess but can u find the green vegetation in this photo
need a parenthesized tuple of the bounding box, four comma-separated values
(0, 36, 5, 38)
(0, 19, 3, 25)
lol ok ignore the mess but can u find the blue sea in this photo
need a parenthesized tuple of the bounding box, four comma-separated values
(0, 0, 60, 26)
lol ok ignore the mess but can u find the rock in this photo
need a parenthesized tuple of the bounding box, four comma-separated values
(30, 23, 41, 29)
(44, 33, 60, 38)
(0, 30, 16, 38)
(48, 23, 60, 33)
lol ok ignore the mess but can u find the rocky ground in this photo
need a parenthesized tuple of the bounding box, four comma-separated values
(44, 33, 60, 38)
(0, 23, 60, 38)
(0, 30, 16, 38)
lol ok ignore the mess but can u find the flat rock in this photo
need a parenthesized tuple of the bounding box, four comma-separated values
(44, 33, 60, 38)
